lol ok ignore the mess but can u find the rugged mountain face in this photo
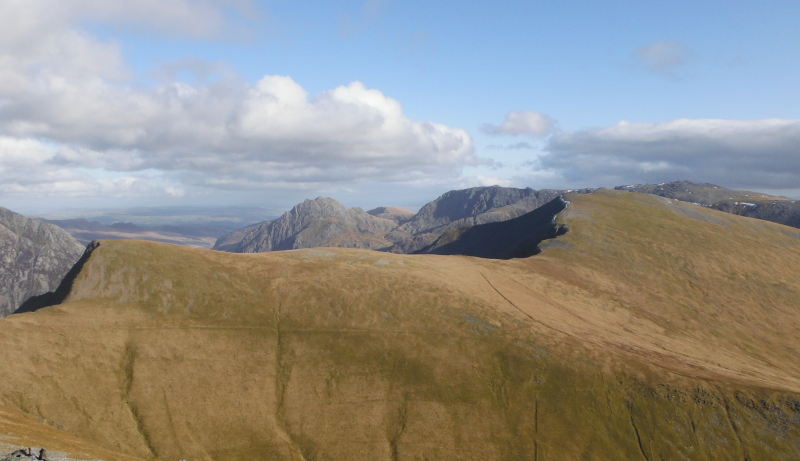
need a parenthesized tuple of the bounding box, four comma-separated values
(0, 207, 84, 317)
(213, 197, 398, 253)
(418, 196, 569, 259)
(616, 180, 800, 228)
(215, 186, 594, 254)
(2, 190, 800, 460)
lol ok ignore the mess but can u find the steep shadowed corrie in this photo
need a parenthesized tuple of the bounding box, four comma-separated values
(417, 196, 569, 259)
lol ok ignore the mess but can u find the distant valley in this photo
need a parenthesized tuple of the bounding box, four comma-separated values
(38, 207, 275, 249)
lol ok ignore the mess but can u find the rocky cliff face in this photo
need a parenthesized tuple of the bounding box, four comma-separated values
(417, 196, 569, 259)
(215, 186, 595, 254)
(0, 207, 85, 317)
(615, 181, 800, 228)
(387, 186, 592, 253)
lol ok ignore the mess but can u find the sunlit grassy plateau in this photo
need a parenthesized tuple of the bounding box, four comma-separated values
(1, 190, 799, 460)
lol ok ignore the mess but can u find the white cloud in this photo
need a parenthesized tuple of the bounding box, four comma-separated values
(0, 136, 180, 199)
(482, 111, 556, 137)
(0, 1, 478, 201)
(541, 119, 800, 193)
(634, 40, 692, 78)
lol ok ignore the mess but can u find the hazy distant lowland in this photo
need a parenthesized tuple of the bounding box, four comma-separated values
(36, 207, 276, 248)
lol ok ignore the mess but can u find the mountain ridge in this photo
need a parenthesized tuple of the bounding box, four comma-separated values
(214, 186, 595, 254)
(215, 182, 800, 257)
(616, 180, 800, 228)
(1, 190, 799, 459)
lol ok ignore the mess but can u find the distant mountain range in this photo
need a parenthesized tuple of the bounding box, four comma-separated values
(214, 181, 799, 256)
(3, 180, 797, 318)
(214, 186, 595, 254)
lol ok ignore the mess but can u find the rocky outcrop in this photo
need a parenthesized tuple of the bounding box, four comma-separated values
(1, 448, 49, 461)
(0, 207, 84, 317)
(710, 200, 800, 228)
(615, 181, 800, 229)
(213, 197, 398, 253)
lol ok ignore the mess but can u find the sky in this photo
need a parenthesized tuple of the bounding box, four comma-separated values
(1, 0, 799, 214)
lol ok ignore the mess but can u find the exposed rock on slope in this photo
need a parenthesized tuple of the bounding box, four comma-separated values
(0, 207, 84, 317)
(418, 196, 569, 258)
(616, 180, 800, 228)
(2, 191, 800, 460)
(215, 186, 594, 254)
(386, 186, 590, 253)
(213, 197, 398, 252)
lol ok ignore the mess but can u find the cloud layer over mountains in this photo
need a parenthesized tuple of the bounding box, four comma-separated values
(541, 118, 800, 193)
(1, 0, 799, 207)
(0, 0, 475, 201)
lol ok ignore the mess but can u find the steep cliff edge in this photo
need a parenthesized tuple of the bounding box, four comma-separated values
(0, 207, 84, 317)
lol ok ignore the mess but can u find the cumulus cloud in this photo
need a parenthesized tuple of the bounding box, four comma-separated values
(634, 40, 692, 78)
(541, 119, 800, 193)
(482, 111, 556, 137)
(0, 0, 477, 201)
(0, 137, 182, 199)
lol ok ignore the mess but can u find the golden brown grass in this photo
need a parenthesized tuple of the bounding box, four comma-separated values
(0, 190, 798, 460)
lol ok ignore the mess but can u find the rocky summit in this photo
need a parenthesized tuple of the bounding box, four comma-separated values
(213, 197, 399, 253)
(0, 207, 84, 317)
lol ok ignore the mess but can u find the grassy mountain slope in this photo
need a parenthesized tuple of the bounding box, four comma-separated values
(616, 180, 800, 229)
(1, 190, 799, 460)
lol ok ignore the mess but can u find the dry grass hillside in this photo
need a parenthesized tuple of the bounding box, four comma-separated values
(1, 190, 799, 460)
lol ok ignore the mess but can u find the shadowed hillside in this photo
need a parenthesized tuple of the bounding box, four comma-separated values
(1, 190, 799, 460)
(418, 196, 568, 259)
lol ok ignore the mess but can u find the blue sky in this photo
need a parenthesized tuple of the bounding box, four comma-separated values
(1, 0, 799, 214)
